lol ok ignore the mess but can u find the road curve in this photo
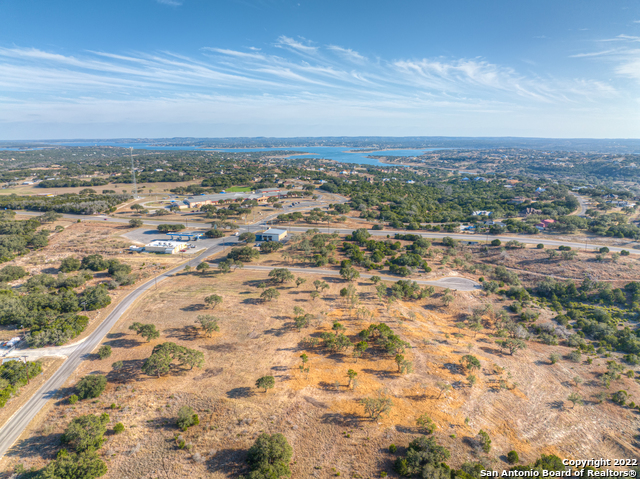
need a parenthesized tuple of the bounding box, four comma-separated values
(0, 236, 240, 459)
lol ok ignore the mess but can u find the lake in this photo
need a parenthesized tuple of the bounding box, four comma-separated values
(21, 142, 445, 166)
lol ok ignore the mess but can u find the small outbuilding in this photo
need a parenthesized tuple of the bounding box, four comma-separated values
(256, 228, 288, 242)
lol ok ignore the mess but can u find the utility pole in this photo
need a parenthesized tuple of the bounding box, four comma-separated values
(130, 147, 137, 199)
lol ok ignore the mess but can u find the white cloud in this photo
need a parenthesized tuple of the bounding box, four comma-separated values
(0, 36, 634, 139)
(275, 35, 318, 54)
(327, 45, 366, 62)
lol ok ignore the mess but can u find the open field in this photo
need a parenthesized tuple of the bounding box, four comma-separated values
(2, 266, 638, 477)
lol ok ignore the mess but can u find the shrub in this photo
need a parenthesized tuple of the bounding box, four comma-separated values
(81, 254, 109, 272)
(507, 450, 519, 464)
(176, 406, 199, 431)
(416, 414, 436, 434)
(568, 350, 582, 363)
(491, 239, 501, 247)
(41, 450, 107, 478)
(113, 422, 125, 434)
(549, 353, 560, 364)
(389, 444, 397, 453)
(611, 390, 628, 405)
(0, 265, 27, 282)
(59, 256, 81, 273)
(75, 375, 107, 399)
(537, 244, 544, 249)
(68, 394, 78, 404)
(61, 413, 110, 452)
(476, 430, 491, 453)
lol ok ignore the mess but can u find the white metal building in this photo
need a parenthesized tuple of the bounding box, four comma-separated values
(144, 240, 188, 254)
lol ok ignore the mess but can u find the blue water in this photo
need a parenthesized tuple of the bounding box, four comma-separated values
(0, 147, 45, 151)
(0, 142, 447, 166)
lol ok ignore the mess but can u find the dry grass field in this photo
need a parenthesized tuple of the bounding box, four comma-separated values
(2, 263, 638, 478)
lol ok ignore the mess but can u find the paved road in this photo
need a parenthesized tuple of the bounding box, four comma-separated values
(20, 209, 640, 254)
(571, 193, 589, 217)
(278, 227, 639, 255)
(241, 265, 480, 292)
(0, 236, 239, 459)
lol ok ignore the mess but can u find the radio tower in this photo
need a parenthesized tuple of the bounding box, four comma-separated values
(130, 147, 137, 198)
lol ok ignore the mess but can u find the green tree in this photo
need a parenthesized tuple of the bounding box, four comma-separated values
(313, 279, 329, 293)
(567, 392, 583, 408)
(61, 413, 110, 452)
(81, 285, 111, 310)
(268, 268, 295, 284)
(228, 246, 260, 262)
(196, 262, 210, 274)
(260, 288, 280, 302)
(395, 354, 405, 372)
(239, 232, 256, 243)
(196, 315, 220, 336)
(112, 361, 123, 371)
(177, 348, 204, 370)
(295, 277, 306, 288)
(245, 433, 293, 479)
(358, 390, 393, 419)
(81, 254, 109, 272)
(353, 341, 368, 362)
(204, 294, 223, 309)
(507, 450, 520, 464)
(218, 260, 231, 274)
(141, 350, 172, 377)
(128, 218, 143, 228)
(97, 345, 111, 360)
(60, 256, 81, 273)
(38, 211, 63, 223)
(347, 369, 358, 388)
(256, 375, 275, 393)
(75, 375, 107, 400)
(340, 264, 360, 282)
(460, 354, 481, 372)
(129, 322, 160, 342)
(416, 414, 437, 434)
(497, 338, 526, 356)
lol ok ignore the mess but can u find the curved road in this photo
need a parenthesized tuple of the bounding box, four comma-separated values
(0, 236, 238, 458)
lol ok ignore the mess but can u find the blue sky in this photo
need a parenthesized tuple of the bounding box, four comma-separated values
(0, 0, 639, 140)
